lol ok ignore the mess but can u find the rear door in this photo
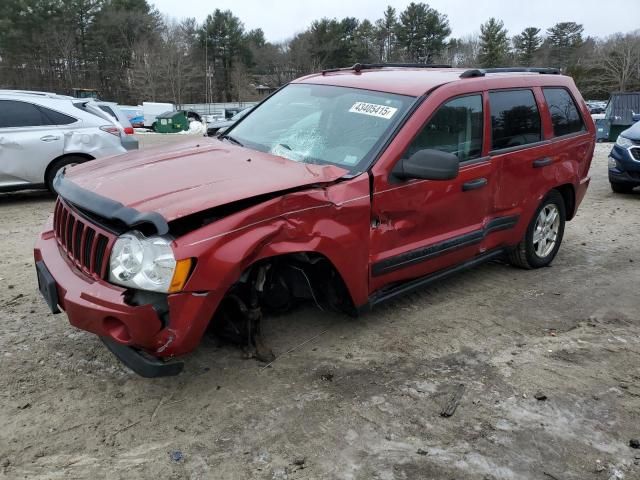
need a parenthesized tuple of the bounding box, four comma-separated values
(0, 100, 70, 188)
(541, 86, 592, 182)
(369, 92, 494, 292)
(482, 89, 550, 252)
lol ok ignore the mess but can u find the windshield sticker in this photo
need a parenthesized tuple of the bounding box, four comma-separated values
(349, 102, 398, 119)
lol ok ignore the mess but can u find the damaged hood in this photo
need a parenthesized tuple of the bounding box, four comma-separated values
(63, 138, 348, 222)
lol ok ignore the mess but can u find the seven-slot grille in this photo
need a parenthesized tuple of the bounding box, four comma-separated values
(53, 199, 115, 278)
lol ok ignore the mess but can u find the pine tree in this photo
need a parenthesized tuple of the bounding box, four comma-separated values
(374, 6, 398, 62)
(478, 18, 509, 67)
(512, 27, 541, 66)
(396, 2, 451, 63)
(546, 22, 584, 69)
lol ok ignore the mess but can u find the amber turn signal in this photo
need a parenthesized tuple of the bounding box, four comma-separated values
(169, 258, 193, 293)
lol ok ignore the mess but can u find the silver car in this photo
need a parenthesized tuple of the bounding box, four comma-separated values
(0, 90, 126, 192)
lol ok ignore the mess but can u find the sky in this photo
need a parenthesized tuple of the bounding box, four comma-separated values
(150, 0, 639, 43)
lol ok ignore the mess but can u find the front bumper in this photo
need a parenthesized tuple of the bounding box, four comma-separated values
(609, 144, 640, 186)
(34, 227, 224, 366)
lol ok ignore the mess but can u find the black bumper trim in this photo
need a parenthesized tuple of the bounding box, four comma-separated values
(609, 171, 640, 186)
(53, 171, 169, 235)
(101, 337, 184, 378)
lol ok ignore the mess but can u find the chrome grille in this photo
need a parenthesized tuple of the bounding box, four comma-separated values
(53, 199, 115, 278)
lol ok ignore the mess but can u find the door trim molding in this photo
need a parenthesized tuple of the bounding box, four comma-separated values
(371, 215, 519, 277)
(366, 248, 506, 310)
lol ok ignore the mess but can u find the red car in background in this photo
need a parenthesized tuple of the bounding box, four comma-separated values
(34, 64, 595, 377)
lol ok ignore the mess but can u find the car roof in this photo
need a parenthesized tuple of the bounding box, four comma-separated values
(0, 89, 75, 101)
(294, 66, 572, 97)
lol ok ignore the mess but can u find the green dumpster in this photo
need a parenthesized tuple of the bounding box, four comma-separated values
(603, 92, 640, 141)
(155, 111, 189, 133)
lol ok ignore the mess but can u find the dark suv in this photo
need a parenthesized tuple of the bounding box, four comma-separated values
(35, 65, 595, 377)
(608, 121, 640, 193)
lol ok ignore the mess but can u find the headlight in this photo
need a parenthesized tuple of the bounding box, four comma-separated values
(109, 231, 190, 293)
(616, 135, 633, 148)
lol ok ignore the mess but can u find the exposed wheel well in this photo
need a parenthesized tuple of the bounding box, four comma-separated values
(44, 153, 95, 187)
(555, 184, 576, 220)
(206, 252, 355, 356)
(214, 252, 356, 324)
(249, 252, 354, 312)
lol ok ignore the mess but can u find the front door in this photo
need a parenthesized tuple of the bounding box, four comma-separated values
(0, 99, 65, 188)
(369, 93, 494, 293)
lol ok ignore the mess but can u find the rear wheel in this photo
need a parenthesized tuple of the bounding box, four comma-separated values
(610, 182, 635, 194)
(45, 156, 88, 192)
(508, 190, 566, 269)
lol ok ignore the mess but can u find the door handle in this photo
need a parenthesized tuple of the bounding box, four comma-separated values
(462, 178, 488, 191)
(40, 135, 60, 142)
(533, 157, 553, 168)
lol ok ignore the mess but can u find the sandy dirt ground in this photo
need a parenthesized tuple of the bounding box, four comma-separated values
(0, 140, 639, 480)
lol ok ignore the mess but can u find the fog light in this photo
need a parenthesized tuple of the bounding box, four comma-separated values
(608, 156, 617, 169)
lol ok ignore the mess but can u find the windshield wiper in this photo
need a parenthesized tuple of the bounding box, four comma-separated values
(222, 134, 244, 147)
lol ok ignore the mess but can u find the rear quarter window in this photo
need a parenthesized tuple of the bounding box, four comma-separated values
(542, 88, 585, 137)
(38, 106, 77, 125)
(489, 90, 542, 150)
(98, 105, 117, 119)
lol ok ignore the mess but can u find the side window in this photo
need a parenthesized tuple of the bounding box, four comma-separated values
(489, 90, 541, 150)
(0, 100, 48, 128)
(543, 88, 585, 136)
(405, 94, 483, 162)
(38, 106, 77, 126)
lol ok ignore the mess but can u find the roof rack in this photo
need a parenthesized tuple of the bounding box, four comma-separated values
(322, 63, 452, 75)
(460, 67, 561, 78)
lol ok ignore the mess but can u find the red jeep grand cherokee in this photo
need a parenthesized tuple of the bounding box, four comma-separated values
(34, 65, 595, 377)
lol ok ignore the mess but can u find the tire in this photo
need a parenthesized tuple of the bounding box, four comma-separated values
(45, 156, 87, 192)
(610, 182, 635, 194)
(508, 190, 566, 269)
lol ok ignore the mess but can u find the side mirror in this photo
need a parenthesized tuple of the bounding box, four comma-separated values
(394, 149, 460, 181)
(632, 113, 640, 122)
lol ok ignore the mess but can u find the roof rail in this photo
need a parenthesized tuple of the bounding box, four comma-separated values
(460, 67, 561, 78)
(322, 63, 452, 75)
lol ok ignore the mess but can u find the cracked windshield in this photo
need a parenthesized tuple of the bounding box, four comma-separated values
(229, 83, 414, 171)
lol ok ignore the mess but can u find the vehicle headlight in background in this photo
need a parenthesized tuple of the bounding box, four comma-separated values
(615, 135, 633, 148)
(109, 231, 192, 293)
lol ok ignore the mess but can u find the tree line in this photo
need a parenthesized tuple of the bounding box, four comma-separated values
(1, 0, 639, 104)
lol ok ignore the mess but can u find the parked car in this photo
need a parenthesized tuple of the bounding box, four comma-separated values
(608, 121, 640, 193)
(0, 90, 126, 192)
(206, 108, 250, 136)
(94, 101, 139, 151)
(34, 65, 595, 377)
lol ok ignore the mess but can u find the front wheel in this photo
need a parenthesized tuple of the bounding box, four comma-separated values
(508, 190, 566, 269)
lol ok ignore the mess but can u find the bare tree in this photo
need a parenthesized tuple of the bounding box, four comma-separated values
(595, 32, 640, 92)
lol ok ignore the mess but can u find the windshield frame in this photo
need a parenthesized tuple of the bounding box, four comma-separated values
(221, 82, 419, 176)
